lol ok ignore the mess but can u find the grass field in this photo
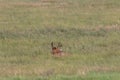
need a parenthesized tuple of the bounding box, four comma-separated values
(0, 0, 120, 80)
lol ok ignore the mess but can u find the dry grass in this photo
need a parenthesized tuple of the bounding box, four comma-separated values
(0, 0, 69, 9)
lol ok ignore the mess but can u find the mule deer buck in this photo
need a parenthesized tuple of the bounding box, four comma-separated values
(51, 42, 64, 56)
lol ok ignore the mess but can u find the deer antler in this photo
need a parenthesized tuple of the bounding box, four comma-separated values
(57, 42, 62, 47)
(51, 42, 54, 48)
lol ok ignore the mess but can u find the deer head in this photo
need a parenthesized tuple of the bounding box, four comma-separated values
(51, 42, 63, 55)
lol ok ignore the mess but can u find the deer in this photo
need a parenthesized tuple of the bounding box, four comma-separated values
(51, 42, 64, 56)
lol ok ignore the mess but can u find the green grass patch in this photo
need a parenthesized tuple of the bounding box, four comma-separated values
(0, 72, 120, 80)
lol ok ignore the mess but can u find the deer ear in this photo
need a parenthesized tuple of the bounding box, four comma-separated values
(58, 42, 62, 47)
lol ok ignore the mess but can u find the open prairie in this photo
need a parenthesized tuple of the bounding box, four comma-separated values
(0, 0, 120, 80)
